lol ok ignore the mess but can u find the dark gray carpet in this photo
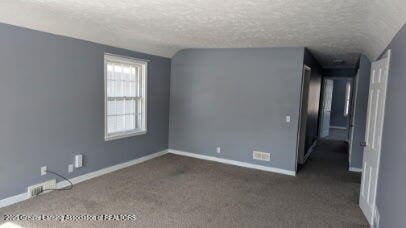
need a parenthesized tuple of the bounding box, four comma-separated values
(0, 140, 368, 227)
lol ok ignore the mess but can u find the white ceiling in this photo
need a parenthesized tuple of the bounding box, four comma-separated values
(0, 0, 405, 66)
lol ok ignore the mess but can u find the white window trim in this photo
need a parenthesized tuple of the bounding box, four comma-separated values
(104, 53, 148, 141)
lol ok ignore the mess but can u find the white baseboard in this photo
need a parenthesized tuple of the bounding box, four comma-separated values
(349, 167, 362, 173)
(0, 192, 28, 209)
(330, 126, 347, 130)
(168, 149, 296, 176)
(0, 150, 168, 208)
(57, 150, 167, 188)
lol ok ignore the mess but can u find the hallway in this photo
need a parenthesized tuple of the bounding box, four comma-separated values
(300, 139, 353, 176)
(297, 138, 369, 226)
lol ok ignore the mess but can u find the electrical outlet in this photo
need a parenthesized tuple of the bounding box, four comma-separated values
(68, 164, 74, 173)
(41, 166, 47, 176)
(216, 147, 221, 153)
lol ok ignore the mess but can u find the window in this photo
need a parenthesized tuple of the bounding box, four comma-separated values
(344, 81, 351, 117)
(104, 54, 147, 141)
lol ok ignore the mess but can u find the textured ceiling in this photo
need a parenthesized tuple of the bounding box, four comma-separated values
(0, 0, 405, 66)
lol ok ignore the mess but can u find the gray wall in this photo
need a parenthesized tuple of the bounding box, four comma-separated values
(302, 49, 322, 154)
(376, 24, 406, 228)
(330, 79, 349, 127)
(169, 48, 305, 172)
(0, 23, 171, 199)
(349, 55, 371, 169)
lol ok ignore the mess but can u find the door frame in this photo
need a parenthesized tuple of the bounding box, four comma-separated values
(348, 69, 360, 167)
(295, 65, 311, 172)
(319, 77, 353, 138)
(319, 78, 333, 137)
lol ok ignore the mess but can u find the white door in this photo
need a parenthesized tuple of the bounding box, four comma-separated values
(320, 79, 333, 137)
(359, 50, 391, 225)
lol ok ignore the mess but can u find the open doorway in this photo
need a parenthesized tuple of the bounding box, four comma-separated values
(319, 77, 354, 141)
(297, 64, 359, 173)
(295, 51, 366, 175)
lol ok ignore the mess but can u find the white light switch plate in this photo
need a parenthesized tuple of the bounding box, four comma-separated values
(286, 115, 291, 123)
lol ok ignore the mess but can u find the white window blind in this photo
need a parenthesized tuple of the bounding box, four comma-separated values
(104, 54, 147, 141)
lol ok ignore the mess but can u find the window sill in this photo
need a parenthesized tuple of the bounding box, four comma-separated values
(105, 130, 147, 141)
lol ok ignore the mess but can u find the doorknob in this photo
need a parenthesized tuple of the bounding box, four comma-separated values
(361, 141, 367, 147)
